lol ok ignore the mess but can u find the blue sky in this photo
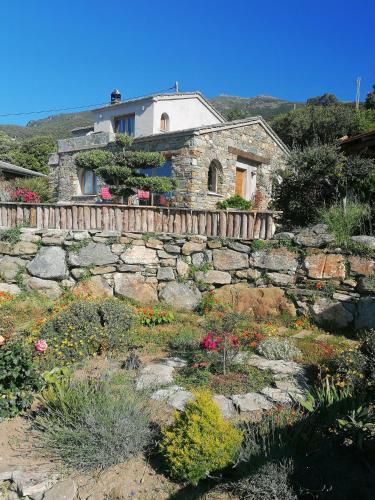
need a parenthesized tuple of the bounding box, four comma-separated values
(0, 0, 374, 125)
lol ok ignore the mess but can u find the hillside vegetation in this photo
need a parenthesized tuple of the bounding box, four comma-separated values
(0, 95, 302, 141)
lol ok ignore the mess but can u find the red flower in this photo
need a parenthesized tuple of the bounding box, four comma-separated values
(254, 333, 264, 341)
(315, 282, 322, 290)
(250, 341, 257, 348)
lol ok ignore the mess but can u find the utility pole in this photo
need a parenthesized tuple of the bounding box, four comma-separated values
(355, 77, 361, 110)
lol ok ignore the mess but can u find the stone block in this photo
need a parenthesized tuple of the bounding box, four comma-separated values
(27, 246, 67, 280)
(304, 253, 346, 280)
(114, 273, 158, 303)
(26, 277, 62, 299)
(231, 393, 273, 412)
(348, 255, 375, 276)
(311, 297, 353, 328)
(164, 244, 181, 254)
(182, 241, 206, 255)
(0, 256, 26, 282)
(250, 248, 298, 272)
(69, 242, 118, 267)
(196, 270, 231, 284)
(159, 282, 201, 310)
(121, 246, 158, 265)
(212, 249, 248, 271)
(157, 267, 175, 281)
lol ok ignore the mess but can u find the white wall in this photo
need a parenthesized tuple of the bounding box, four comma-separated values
(152, 96, 221, 133)
(93, 95, 222, 138)
(94, 100, 155, 137)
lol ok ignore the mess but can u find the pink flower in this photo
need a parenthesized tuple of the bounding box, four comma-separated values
(35, 339, 47, 353)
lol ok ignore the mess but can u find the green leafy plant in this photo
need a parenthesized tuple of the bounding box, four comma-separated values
(337, 405, 375, 451)
(168, 330, 199, 353)
(0, 226, 23, 245)
(136, 306, 174, 326)
(217, 195, 252, 210)
(68, 238, 90, 253)
(35, 376, 153, 471)
(159, 390, 243, 484)
(14, 177, 53, 203)
(0, 340, 42, 419)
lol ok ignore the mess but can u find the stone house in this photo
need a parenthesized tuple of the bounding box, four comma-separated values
(49, 91, 289, 209)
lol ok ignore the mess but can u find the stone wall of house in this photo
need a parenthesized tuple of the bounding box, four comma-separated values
(135, 122, 288, 209)
(1, 224, 375, 330)
(49, 122, 287, 208)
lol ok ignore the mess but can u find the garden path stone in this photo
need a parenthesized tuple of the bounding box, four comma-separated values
(12, 470, 59, 498)
(27, 246, 67, 280)
(260, 387, 292, 405)
(136, 363, 174, 390)
(212, 395, 237, 418)
(246, 355, 305, 377)
(231, 393, 273, 412)
(151, 385, 195, 410)
(274, 376, 307, 397)
(43, 478, 78, 500)
(160, 357, 187, 368)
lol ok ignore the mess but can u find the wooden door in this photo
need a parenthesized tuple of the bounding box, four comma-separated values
(235, 169, 245, 197)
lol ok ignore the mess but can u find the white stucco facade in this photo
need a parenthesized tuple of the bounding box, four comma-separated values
(92, 92, 224, 138)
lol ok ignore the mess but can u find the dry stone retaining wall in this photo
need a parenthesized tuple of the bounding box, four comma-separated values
(1, 224, 375, 330)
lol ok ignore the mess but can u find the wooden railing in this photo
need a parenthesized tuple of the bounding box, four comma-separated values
(0, 202, 280, 240)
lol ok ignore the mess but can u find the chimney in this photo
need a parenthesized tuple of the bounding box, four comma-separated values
(110, 89, 121, 104)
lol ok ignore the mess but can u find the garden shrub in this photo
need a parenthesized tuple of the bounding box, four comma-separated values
(320, 201, 370, 246)
(229, 459, 297, 500)
(0, 340, 42, 419)
(35, 375, 153, 471)
(255, 338, 301, 361)
(159, 390, 243, 484)
(217, 195, 252, 210)
(38, 298, 134, 365)
(168, 330, 199, 353)
(13, 177, 52, 203)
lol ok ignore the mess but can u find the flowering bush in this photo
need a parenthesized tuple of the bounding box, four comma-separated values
(160, 390, 243, 484)
(11, 188, 40, 203)
(197, 290, 221, 314)
(136, 306, 174, 326)
(33, 299, 134, 367)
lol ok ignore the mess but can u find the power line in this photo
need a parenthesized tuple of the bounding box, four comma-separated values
(0, 83, 181, 118)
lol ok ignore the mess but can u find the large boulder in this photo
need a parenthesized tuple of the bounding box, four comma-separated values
(250, 248, 298, 272)
(73, 275, 113, 298)
(27, 246, 67, 280)
(25, 277, 62, 300)
(215, 283, 296, 317)
(304, 253, 346, 280)
(310, 297, 353, 328)
(0, 256, 26, 282)
(121, 246, 158, 265)
(355, 298, 375, 330)
(159, 282, 201, 310)
(212, 249, 248, 271)
(68, 242, 118, 267)
(114, 273, 158, 303)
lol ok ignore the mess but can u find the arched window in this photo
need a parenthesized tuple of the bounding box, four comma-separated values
(160, 113, 169, 132)
(207, 160, 222, 193)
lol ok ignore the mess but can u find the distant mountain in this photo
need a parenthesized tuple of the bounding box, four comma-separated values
(0, 95, 304, 141)
(210, 95, 304, 120)
(0, 111, 95, 141)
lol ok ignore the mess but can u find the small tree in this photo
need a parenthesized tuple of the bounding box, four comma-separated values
(365, 85, 375, 110)
(75, 135, 176, 201)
